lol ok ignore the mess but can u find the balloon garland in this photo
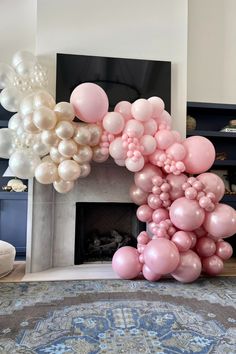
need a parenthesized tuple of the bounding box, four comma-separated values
(0, 51, 235, 282)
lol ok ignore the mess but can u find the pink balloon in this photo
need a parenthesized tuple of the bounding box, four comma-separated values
(142, 264, 161, 281)
(137, 231, 151, 245)
(103, 112, 125, 135)
(109, 137, 127, 160)
(134, 163, 162, 192)
(143, 119, 158, 136)
(143, 238, 180, 275)
(197, 172, 225, 202)
(171, 250, 202, 283)
(183, 136, 215, 174)
(204, 203, 236, 239)
(124, 119, 144, 138)
(112, 246, 142, 279)
(152, 208, 169, 224)
(114, 101, 132, 120)
(147, 194, 162, 209)
(155, 130, 175, 150)
(188, 232, 197, 248)
(131, 98, 153, 122)
(172, 130, 182, 143)
(70, 83, 108, 123)
(215, 241, 233, 260)
(170, 197, 205, 231)
(195, 236, 216, 257)
(171, 231, 192, 252)
(125, 156, 145, 172)
(166, 143, 186, 161)
(140, 135, 157, 155)
(156, 110, 172, 128)
(137, 204, 153, 222)
(166, 173, 188, 201)
(129, 184, 148, 205)
(148, 96, 165, 118)
(202, 255, 224, 275)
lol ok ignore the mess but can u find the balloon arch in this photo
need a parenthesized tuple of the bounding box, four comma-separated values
(0, 51, 235, 283)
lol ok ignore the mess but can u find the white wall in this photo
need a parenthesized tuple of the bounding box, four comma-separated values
(36, 0, 188, 136)
(188, 0, 236, 104)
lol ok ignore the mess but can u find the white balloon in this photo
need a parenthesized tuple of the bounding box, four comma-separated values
(33, 107, 57, 130)
(80, 163, 91, 178)
(92, 146, 109, 163)
(88, 124, 102, 146)
(32, 142, 50, 157)
(9, 149, 41, 178)
(58, 160, 81, 181)
(33, 90, 55, 110)
(55, 121, 74, 140)
(54, 102, 75, 121)
(73, 145, 93, 163)
(50, 146, 67, 164)
(53, 179, 74, 193)
(35, 161, 59, 184)
(41, 130, 59, 146)
(23, 114, 40, 133)
(0, 128, 16, 158)
(58, 139, 77, 158)
(74, 125, 91, 145)
(0, 63, 15, 89)
(0, 87, 23, 112)
(19, 93, 35, 116)
(8, 113, 22, 131)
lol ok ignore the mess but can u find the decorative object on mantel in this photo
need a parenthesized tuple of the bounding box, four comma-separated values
(186, 114, 197, 130)
(220, 119, 236, 132)
(2, 166, 27, 192)
(0, 51, 236, 283)
(215, 152, 227, 160)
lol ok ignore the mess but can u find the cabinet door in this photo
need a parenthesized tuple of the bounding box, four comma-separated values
(0, 199, 27, 255)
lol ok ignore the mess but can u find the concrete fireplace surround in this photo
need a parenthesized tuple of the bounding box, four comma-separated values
(25, 160, 134, 277)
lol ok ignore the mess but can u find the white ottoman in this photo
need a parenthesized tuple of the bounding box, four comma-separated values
(0, 241, 16, 278)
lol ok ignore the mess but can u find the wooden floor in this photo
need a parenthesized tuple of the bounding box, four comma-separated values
(0, 259, 236, 282)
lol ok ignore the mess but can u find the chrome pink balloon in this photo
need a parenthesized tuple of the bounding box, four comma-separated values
(136, 204, 153, 222)
(152, 208, 169, 224)
(171, 231, 192, 252)
(166, 143, 186, 161)
(202, 255, 224, 276)
(114, 101, 132, 121)
(204, 203, 236, 239)
(195, 236, 216, 257)
(142, 264, 161, 281)
(148, 96, 165, 118)
(129, 184, 148, 205)
(215, 240, 233, 260)
(166, 173, 188, 201)
(171, 250, 202, 283)
(134, 163, 162, 193)
(197, 172, 225, 202)
(112, 246, 142, 279)
(155, 129, 175, 150)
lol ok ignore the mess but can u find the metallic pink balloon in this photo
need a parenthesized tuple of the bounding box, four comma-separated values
(143, 238, 180, 275)
(129, 184, 148, 205)
(169, 197, 205, 231)
(171, 231, 192, 252)
(142, 264, 161, 281)
(166, 173, 188, 201)
(136, 204, 153, 222)
(204, 203, 236, 239)
(112, 246, 142, 279)
(134, 163, 162, 192)
(195, 236, 216, 257)
(215, 241, 233, 260)
(152, 208, 169, 224)
(188, 232, 197, 248)
(197, 172, 225, 202)
(202, 255, 224, 276)
(171, 250, 202, 283)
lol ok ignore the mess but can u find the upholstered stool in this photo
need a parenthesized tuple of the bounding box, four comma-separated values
(0, 241, 16, 278)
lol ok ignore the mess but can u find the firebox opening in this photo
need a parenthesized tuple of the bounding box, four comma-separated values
(74, 202, 146, 265)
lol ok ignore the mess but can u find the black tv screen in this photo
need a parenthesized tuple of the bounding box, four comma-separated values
(56, 53, 171, 112)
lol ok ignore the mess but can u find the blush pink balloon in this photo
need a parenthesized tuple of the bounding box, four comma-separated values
(137, 204, 153, 222)
(134, 163, 162, 192)
(172, 130, 182, 143)
(142, 264, 161, 281)
(148, 96, 165, 118)
(171, 250, 202, 283)
(204, 203, 236, 239)
(188, 232, 197, 248)
(109, 137, 127, 160)
(70, 83, 108, 123)
(215, 241, 233, 260)
(197, 172, 225, 202)
(112, 246, 142, 279)
(102, 112, 125, 135)
(155, 130, 175, 150)
(147, 194, 162, 209)
(202, 255, 224, 276)
(125, 156, 145, 172)
(131, 98, 153, 122)
(156, 110, 172, 128)
(143, 119, 158, 136)
(166, 143, 186, 161)
(170, 197, 205, 231)
(140, 135, 157, 155)
(171, 231, 192, 252)
(195, 236, 216, 257)
(166, 173, 188, 201)
(124, 119, 144, 138)
(137, 231, 151, 245)
(129, 184, 149, 205)
(152, 208, 169, 224)
(143, 238, 180, 275)
(183, 136, 215, 174)
(114, 101, 132, 120)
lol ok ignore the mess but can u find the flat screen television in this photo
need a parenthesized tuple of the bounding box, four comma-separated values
(56, 53, 171, 112)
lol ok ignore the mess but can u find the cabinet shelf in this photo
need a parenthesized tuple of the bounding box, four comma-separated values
(212, 160, 236, 168)
(187, 130, 236, 138)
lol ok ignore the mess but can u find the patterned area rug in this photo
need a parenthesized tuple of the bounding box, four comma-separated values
(0, 278, 236, 354)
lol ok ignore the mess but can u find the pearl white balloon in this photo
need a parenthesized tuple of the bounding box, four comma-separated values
(58, 139, 77, 158)
(19, 93, 35, 116)
(33, 107, 57, 130)
(55, 121, 74, 140)
(32, 141, 50, 157)
(92, 146, 109, 163)
(35, 161, 59, 184)
(41, 130, 59, 146)
(73, 145, 93, 163)
(58, 160, 81, 181)
(74, 126, 91, 145)
(12, 51, 36, 69)
(0, 87, 23, 112)
(8, 113, 22, 131)
(54, 102, 75, 121)
(50, 147, 67, 164)
(9, 149, 41, 178)
(23, 114, 40, 133)
(102, 112, 125, 135)
(0, 128, 16, 158)
(0, 63, 15, 89)
(53, 179, 74, 193)
(80, 163, 91, 178)
(125, 156, 145, 172)
(88, 124, 102, 146)
(33, 90, 55, 110)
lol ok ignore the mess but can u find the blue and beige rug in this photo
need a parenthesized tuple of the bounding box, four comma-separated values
(0, 278, 236, 353)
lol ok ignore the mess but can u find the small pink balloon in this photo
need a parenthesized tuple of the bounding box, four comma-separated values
(148, 96, 165, 118)
(143, 238, 180, 275)
(166, 173, 188, 201)
(170, 197, 205, 231)
(125, 156, 145, 172)
(188, 232, 197, 248)
(197, 172, 225, 202)
(215, 241, 233, 260)
(114, 101, 132, 120)
(171, 250, 202, 283)
(152, 208, 169, 224)
(137, 204, 153, 222)
(142, 264, 161, 281)
(109, 137, 127, 160)
(156, 110, 172, 128)
(204, 203, 236, 239)
(171, 231, 192, 252)
(183, 136, 215, 174)
(131, 98, 153, 122)
(195, 236, 216, 257)
(112, 246, 142, 279)
(124, 119, 144, 138)
(140, 135, 157, 155)
(70, 83, 108, 123)
(202, 255, 224, 276)
(134, 163, 162, 192)
(129, 184, 148, 205)
(137, 231, 151, 245)
(143, 119, 158, 136)
(155, 130, 175, 150)
(166, 143, 186, 161)
(103, 112, 125, 135)
(147, 194, 162, 209)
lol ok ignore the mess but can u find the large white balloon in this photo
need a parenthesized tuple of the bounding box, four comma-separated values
(9, 149, 41, 178)
(0, 128, 16, 158)
(33, 90, 55, 110)
(8, 113, 22, 131)
(55, 121, 74, 140)
(0, 87, 23, 112)
(53, 179, 74, 193)
(73, 145, 93, 163)
(58, 139, 77, 158)
(41, 130, 59, 146)
(33, 107, 57, 130)
(35, 161, 59, 184)
(58, 160, 81, 181)
(0, 63, 15, 89)
(74, 125, 91, 145)
(19, 93, 35, 116)
(32, 141, 50, 157)
(12, 51, 36, 77)
(54, 102, 75, 121)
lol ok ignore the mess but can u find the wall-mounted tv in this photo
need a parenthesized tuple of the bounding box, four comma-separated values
(56, 53, 171, 112)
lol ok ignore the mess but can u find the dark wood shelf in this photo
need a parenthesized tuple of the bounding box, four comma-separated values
(212, 160, 236, 168)
(187, 130, 236, 138)
(222, 194, 236, 203)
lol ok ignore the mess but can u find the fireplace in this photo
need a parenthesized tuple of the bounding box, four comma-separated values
(75, 202, 145, 264)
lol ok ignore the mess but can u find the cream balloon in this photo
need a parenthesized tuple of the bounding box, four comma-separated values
(55, 121, 74, 140)
(0, 87, 23, 112)
(35, 161, 59, 184)
(58, 139, 77, 158)
(73, 145, 93, 163)
(0, 63, 15, 88)
(58, 160, 81, 181)
(92, 146, 109, 163)
(73, 126, 91, 145)
(9, 149, 41, 179)
(41, 130, 59, 146)
(33, 90, 55, 110)
(19, 93, 35, 116)
(33, 107, 57, 130)
(54, 102, 75, 121)
(88, 124, 102, 146)
(32, 142, 50, 157)
(0, 128, 16, 158)
(80, 163, 91, 178)
(23, 114, 40, 133)
(50, 146, 67, 163)
(53, 179, 74, 193)
(8, 113, 22, 131)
